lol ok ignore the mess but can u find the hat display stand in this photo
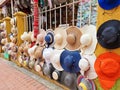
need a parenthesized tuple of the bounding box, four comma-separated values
(94, 0, 120, 89)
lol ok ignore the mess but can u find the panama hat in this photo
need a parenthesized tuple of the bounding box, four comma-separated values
(52, 69, 62, 81)
(43, 47, 54, 64)
(45, 29, 55, 48)
(54, 27, 67, 49)
(98, 0, 120, 10)
(60, 71, 78, 90)
(80, 25, 97, 54)
(77, 75, 96, 90)
(79, 53, 97, 79)
(65, 26, 82, 51)
(42, 62, 55, 78)
(97, 20, 120, 49)
(50, 49, 64, 71)
(94, 52, 120, 89)
(36, 29, 46, 46)
(60, 50, 81, 73)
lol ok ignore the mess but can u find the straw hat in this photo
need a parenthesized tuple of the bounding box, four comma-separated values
(10, 17, 17, 26)
(98, 0, 120, 10)
(54, 27, 67, 49)
(36, 29, 46, 46)
(60, 50, 81, 73)
(45, 29, 55, 48)
(79, 53, 97, 79)
(97, 20, 120, 49)
(60, 71, 78, 90)
(34, 46, 44, 59)
(21, 32, 28, 41)
(50, 49, 64, 71)
(65, 26, 82, 51)
(77, 75, 96, 90)
(94, 52, 120, 89)
(80, 25, 97, 54)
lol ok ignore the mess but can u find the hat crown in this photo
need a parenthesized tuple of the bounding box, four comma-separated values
(105, 0, 115, 4)
(55, 34, 63, 44)
(79, 58, 89, 71)
(100, 58, 119, 77)
(45, 34, 52, 43)
(64, 55, 74, 67)
(80, 34, 92, 47)
(67, 34, 76, 45)
(102, 27, 118, 44)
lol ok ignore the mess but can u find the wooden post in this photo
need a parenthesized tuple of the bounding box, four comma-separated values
(14, 11, 27, 46)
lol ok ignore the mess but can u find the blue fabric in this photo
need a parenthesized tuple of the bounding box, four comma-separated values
(45, 32, 54, 45)
(98, 0, 120, 10)
(60, 50, 81, 73)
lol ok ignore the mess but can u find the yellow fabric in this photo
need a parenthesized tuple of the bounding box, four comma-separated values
(79, 83, 87, 90)
(95, 5, 120, 57)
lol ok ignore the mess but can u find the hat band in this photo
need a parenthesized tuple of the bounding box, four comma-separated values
(79, 82, 87, 90)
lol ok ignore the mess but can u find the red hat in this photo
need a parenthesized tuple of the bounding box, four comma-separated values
(94, 52, 120, 89)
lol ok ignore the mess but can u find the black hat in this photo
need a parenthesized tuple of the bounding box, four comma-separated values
(97, 20, 120, 49)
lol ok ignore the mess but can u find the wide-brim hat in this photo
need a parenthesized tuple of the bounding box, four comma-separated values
(94, 52, 120, 89)
(60, 71, 78, 90)
(79, 53, 97, 79)
(45, 29, 55, 48)
(77, 75, 96, 90)
(34, 46, 44, 59)
(43, 47, 54, 63)
(80, 25, 97, 54)
(50, 49, 64, 71)
(36, 29, 46, 46)
(65, 26, 82, 51)
(97, 20, 120, 49)
(98, 0, 120, 10)
(54, 27, 67, 49)
(60, 50, 81, 73)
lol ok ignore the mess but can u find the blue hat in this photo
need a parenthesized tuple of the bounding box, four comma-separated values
(45, 29, 55, 48)
(98, 0, 120, 10)
(60, 50, 81, 73)
(97, 20, 120, 49)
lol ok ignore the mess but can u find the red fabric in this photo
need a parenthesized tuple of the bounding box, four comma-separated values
(34, 0, 38, 3)
(34, 29, 39, 38)
(30, 41, 36, 48)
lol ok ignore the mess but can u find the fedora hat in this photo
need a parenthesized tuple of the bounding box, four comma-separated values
(80, 25, 97, 54)
(42, 62, 55, 78)
(43, 47, 54, 64)
(54, 27, 67, 49)
(65, 26, 82, 51)
(60, 50, 81, 73)
(60, 71, 78, 90)
(45, 29, 55, 48)
(52, 69, 62, 81)
(79, 53, 97, 79)
(50, 49, 64, 71)
(98, 0, 120, 10)
(97, 20, 120, 49)
(94, 52, 120, 89)
(77, 75, 96, 90)
(36, 29, 46, 46)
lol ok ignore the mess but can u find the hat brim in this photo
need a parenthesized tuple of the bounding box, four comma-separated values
(54, 27, 67, 49)
(77, 75, 96, 90)
(97, 20, 120, 49)
(81, 25, 97, 54)
(51, 49, 64, 71)
(60, 50, 81, 73)
(65, 26, 82, 51)
(98, 0, 119, 10)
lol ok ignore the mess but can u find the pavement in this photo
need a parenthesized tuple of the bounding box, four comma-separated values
(0, 58, 64, 90)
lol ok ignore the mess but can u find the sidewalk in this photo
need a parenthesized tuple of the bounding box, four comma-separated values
(0, 58, 64, 90)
